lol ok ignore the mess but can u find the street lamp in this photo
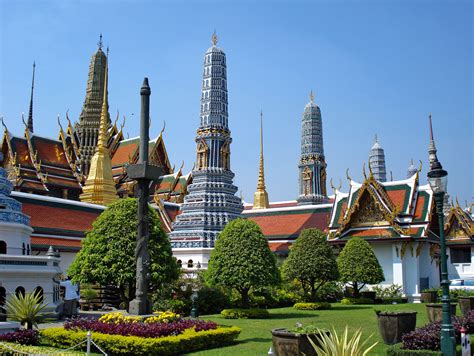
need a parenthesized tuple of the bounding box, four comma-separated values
(428, 155, 455, 355)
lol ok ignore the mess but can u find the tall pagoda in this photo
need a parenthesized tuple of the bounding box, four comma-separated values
(297, 91, 327, 205)
(369, 135, 387, 182)
(170, 33, 243, 268)
(75, 35, 110, 177)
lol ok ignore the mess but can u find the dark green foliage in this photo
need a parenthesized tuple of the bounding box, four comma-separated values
(282, 229, 339, 302)
(206, 218, 280, 308)
(197, 287, 230, 315)
(293, 302, 332, 310)
(220, 308, 270, 319)
(386, 343, 442, 355)
(68, 198, 180, 305)
(337, 237, 385, 297)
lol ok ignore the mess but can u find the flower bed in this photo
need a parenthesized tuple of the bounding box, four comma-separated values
(0, 329, 39, 345)
(65, 317, 217, 338)
(41, 326, 241, 355)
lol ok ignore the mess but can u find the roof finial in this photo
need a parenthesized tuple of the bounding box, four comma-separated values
(428, 113, 434, 141)
(211, 30, 218, 46)
(27, 61, 35, 133)
(310, 90, 314, 103)
(98, 33, 103, 50)
(374, 134, 378, 143)
(253, 110, 270, 209)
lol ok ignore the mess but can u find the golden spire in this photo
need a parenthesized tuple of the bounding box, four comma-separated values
(253, 110, 269, 209)
(80, 50, 118, 205)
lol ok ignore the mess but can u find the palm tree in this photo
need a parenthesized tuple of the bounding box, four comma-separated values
(5, 291, 47, 329)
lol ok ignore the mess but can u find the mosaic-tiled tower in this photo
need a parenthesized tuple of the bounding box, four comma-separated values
(297, 91, 327, 205)
(407, 159, 417, 178)
(75, 35, 110, 177)
(369, 135, 387, 182)
(170, 33, 243, 267)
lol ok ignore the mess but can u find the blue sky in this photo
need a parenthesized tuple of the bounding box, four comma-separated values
(0, 0, 472, 204)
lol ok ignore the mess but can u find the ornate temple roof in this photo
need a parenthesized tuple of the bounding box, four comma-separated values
(444, 201, 474, 244)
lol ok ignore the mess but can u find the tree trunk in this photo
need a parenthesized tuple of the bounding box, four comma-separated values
(353, 282, 359, 298)
(310, 279, 316, 302)
(240, 288, 250, 309)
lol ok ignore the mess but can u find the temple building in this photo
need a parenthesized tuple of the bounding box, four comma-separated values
(0, 152, 62, 316)
(369, 135, 387, 182)
(170, 33, 243, 269)
(297, 91, 327, 204)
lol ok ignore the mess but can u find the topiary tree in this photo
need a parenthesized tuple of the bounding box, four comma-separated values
(337, 237, 385, 297)
(68, 198, 180, 307)
(282, 228, 339, 301)
(206, 218, 280, 308)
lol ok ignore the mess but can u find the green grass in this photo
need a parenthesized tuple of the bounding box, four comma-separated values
(190, 303, 438, 356)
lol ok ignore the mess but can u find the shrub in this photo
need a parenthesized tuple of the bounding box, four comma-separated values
(372, 284, 403, 299)
(0, 329, 39, 345)
(5, 291, 47, 329)
(41, 326, 241, 355)
(64, 317, 217, 338)
(197, 286, 230, 315)
(293, 302, 331, 310)
(386, 343, 442, 355)
(314, 282, 344, 302)
(220, 308, 270, 319)
(144, 311, 180, 324)
(340, 297, 373, 305)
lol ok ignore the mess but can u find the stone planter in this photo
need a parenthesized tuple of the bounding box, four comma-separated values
(420, 291, 438, 303)
(458, 296, 474, 316)
(271, 328, 328, 356)
(375, 310, 417, 345)
(361, 291, 376, 301)
(426, 303, 456, 323)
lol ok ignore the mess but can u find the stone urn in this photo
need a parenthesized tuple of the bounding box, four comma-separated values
(375, 310, 417, 345)
(421, 291, 438, 303)
(271, 328, 328, 356)
(426, 303, 457, 323)
(458, 297, 474, 317)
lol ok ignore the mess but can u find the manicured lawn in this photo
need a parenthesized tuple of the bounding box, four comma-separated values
(191, 303, 440, 356)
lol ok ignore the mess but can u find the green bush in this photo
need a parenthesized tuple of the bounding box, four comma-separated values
(386, 343, 442, 355)
(372, 284, 403, 299)
(40, 326, 241, 355)
(293, 302, 331, 310)
(197, 287, 230, 315)
(340, 297, 373, 305)
(220, 308, 270, 319)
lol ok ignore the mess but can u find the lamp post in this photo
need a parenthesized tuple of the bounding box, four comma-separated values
(428, 154, 455, 355)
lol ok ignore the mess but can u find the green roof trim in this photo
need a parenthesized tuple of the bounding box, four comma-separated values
(414, 190, 431, 222)
(245, 206, 331, 218)
(331, 197, 348, 228)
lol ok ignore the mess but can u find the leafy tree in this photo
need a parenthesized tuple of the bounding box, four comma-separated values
(337, 237, 385, 297)
(206, 218, 280, 308)
(68, 198, 179, 307)
(282, 228, 339, 301)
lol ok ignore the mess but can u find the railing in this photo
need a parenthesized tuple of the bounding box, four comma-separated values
(0, 255, 60, 267)
(0, 330, 107, 355)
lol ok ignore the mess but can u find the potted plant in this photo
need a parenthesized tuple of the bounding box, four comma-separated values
(420, 288, 438, 303)
(458, 294, 474, 316)
(271, 323, 329, 356)
(375, 310, 417, 345)
(426, 303, 456, 322)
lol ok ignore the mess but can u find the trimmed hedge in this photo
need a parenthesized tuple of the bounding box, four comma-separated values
(221, 308, 270, 319)
(293, 302, 332, 310)
(340, 297, 373, 305)
(386, 343, 442, 356)
(40, 326, 241, 355)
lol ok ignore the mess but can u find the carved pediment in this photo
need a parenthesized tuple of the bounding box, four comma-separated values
(351, 189, 389, 227)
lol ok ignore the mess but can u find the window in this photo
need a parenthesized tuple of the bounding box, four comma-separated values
(33, 286, 44, 303)
(187, 259, 193, 268)
(15, 286, 25, 298)
(0, 241, 6, 254)
(451, 248, 471, 264)
(177, 259, 182, 267)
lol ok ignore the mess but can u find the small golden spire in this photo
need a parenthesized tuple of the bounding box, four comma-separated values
(80, 52, 118, 205)
(253, 110, 270, 209)
(212, 30, 218, 46)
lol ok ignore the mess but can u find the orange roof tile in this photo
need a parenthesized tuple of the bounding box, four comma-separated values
(111, 140, 138, 166)
(31, 237, 82, 248)
(386, 189, 408, 212)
